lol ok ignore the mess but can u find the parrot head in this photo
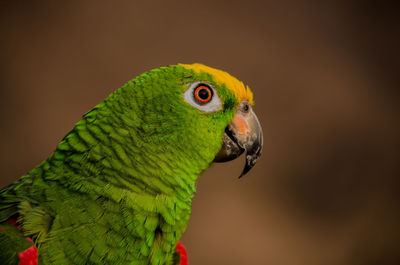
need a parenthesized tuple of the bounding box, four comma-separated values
(177, 63, 263, 178)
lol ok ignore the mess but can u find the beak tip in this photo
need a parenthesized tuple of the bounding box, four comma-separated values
(238, 149, 262, 179)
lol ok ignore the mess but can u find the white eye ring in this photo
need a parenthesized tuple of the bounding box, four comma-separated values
(183, 82, 222, 113)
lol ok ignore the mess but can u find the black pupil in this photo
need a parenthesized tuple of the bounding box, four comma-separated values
(198, 88, 210, 100)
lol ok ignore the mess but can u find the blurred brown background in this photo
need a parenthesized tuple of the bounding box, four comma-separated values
(1, 1, 399, 264)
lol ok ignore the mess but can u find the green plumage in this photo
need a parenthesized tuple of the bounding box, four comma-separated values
(0, 65, 239, 264)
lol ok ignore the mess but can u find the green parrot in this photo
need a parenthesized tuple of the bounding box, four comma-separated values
(0, 63, 263, 265)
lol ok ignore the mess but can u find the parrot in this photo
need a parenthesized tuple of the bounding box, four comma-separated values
(0, 63, 263, 265)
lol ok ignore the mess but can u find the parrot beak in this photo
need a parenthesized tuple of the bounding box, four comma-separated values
(214, 100, 263, 178)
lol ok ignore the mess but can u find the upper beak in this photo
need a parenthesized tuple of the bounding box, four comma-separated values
(214, 100, 263, 178)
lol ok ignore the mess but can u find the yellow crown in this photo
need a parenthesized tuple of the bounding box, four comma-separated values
(179, 63, 254, 105)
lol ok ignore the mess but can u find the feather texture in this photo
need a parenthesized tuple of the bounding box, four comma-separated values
(0, 64, 251, 264)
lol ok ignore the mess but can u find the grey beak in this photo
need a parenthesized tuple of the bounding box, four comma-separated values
(214, 101, 263, 178)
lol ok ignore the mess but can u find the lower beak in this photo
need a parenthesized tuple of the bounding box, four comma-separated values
(214, 100, 263, 178)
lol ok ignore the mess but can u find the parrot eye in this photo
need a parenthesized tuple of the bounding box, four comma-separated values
(183, 82, 222, 113)
(194, 85, 212, 104)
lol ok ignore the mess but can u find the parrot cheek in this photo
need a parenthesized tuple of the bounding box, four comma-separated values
(213, 100, 263, 178)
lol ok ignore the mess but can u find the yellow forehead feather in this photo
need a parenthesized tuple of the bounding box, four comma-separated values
(178, 63, 254, 105)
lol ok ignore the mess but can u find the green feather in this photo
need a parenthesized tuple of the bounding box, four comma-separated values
(0, 65, 240, 265)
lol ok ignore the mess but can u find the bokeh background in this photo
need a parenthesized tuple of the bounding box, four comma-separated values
(1, 1, 399, 264)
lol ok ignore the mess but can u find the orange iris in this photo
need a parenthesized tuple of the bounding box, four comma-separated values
(194, 85, 212, 103)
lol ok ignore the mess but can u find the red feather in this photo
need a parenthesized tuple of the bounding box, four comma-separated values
(176, 241, 188, 265)
(18, 245, 37, 265)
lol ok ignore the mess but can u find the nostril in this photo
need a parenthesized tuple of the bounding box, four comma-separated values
(237, 101, 250, 113)
(241, 101, 250, 113)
